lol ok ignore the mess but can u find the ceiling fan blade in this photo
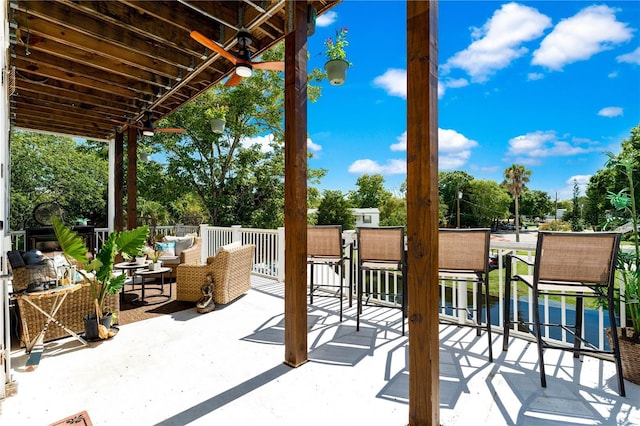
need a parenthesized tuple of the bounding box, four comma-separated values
(190, 30, 238, 65)
(156, 128, 186, 134)
(252, 61, 285, 71)
(224, 73, 244, 87)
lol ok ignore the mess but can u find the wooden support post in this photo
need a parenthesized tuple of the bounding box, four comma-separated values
(283, 0, 308, 368)
(126, 126, 138, 231)
(114, 130, 124, 232)
(407, 1, 440, 425)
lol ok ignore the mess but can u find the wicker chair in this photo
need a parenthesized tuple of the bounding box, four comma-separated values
(159, 237, 202, 280)
(503, 231, 624, 396)
(176, 244, 255, 305)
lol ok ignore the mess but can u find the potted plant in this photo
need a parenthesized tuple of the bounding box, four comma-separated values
(146, 246, 164, 271)
(324, 27, 351, 86)
(52, 217, 149, 340)
(604, 150, 640, 384)
(205, 105, 228, 134)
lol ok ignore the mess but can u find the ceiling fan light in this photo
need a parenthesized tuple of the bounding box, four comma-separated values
(142, 118, 154, 137)
(236, 63, 252, 78)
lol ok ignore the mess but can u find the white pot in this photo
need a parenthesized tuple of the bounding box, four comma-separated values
(149, 261, 162, 271)
(210, 118, 226, 134)
(135, 256, 147, 265)
(324, 59, 348, 86)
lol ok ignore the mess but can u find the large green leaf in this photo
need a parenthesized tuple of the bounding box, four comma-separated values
(52, 216, 90, 265)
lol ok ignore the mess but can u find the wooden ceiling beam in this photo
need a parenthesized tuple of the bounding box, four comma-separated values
(18, 1, 195, 76)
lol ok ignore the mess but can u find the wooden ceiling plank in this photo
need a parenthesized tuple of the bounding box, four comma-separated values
(15, 14, 181, 80)
(19, 0, 194, 76)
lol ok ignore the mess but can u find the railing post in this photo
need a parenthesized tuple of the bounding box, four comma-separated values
(199, 224, 209, 264)
(277, 227, 285, 282)
(231, 225, 242, 244)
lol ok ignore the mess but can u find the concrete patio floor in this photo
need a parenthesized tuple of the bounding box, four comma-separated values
(1, 276, 639, 425)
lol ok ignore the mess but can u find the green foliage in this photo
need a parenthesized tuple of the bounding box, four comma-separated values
(379, 196, 406, 227)
(316, 190, 355, 230)
(538, 220, 571, 231)
(438, 171, 474, 226)
(52, 217, 149, 315)
(502, 164, 532, 241)
(604, 148, 640, 337)
(519, 189, 553, 220)
(348, 174, 392, 208)
(10, 131, 108, 229)
(324, 27, 350, 62)
(467, 180, 511, 227)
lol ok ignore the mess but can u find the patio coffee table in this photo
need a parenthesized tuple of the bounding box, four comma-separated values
(133, 266, 172, 305)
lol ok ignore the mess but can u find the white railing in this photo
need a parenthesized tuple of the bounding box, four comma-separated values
(197, 226, 622, 355)
(200, 225, 284, 281)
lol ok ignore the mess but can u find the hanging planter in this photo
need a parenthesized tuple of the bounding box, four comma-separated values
(324, 59, 349, 86)
(205, 105, 229, 134)
(210, 118, 226, 134)
(323, 27, 351, 87)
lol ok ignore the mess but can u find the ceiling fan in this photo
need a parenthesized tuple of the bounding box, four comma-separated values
(190, 28, 284, 87)
(127, 112, 186, 137)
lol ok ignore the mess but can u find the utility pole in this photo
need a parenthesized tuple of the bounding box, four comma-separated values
(457, 190, 462, 228)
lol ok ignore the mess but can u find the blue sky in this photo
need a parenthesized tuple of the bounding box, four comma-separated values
(300, 1, 640, 200)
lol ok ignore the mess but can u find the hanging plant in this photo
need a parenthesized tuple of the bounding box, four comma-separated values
(323, 27, 351, 86)
(205, 106, 229, 134)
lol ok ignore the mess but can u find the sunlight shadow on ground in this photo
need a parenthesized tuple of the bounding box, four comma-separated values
(308, 324, 377, 366)
(153, 363, 292, 426)
(241, 313, 322, 345)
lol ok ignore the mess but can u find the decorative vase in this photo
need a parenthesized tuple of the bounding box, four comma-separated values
(135, 255, 147, 265)
(149, 261, 162, 271)
(210, 118, 226, 134)
(324, 59, 348, 86)
(83, 312, 113, 341)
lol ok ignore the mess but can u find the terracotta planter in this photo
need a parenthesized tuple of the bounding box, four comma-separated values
(606, 327, 640, 385)
(324, 59, 348, 86)
(210, 118, 226, 134)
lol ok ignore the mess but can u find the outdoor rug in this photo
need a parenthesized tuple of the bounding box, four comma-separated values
(117, 280, 194, 325)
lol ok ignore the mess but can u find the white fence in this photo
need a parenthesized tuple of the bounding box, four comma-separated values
(9, 224, 623, 356)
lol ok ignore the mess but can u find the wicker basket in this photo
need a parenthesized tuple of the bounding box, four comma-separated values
(607, 327, 640, 385)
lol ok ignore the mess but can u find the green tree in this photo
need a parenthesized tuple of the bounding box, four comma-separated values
(502, 164, 531, 242)
(585, 168, 615, 230)
(439, 171, 474, 227)
(10, 131, 108, 229)
(519, 189, 553, 221)
(348, 174, 392, 208)
(155, 42, 326, 229)
(379, 196, 406, 227)
(467, 180, 511, 227)
(315, 190, 355, 230)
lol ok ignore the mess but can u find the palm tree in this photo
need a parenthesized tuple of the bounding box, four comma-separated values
(502, 164, 531, 242)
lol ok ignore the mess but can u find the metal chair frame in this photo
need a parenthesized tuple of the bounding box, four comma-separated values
(503, 231, 625, 396)
(307, 225, 351, 321)
(356, 226, 406, 336)
(438, 228, 493, 362)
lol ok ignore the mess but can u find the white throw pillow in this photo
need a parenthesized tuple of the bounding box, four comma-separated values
(218, 241, 242, 253)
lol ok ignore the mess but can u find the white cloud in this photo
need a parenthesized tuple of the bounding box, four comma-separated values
(598, 106, 623, 117)
(348, 159, 406, 175)
(390, 132, 407, 151)
(527, 72, 544, 81)
(316, 11, 337, 28)
(307, 137, 322, 152)
(438, 81, 445, 99)
(443, 3, 551, 82)
(608, 71, 619, 78)
(617, 46, 640, 65)
(373, 68, 406, 99)
(241, 134, 274, 153)
(506, 131, 600, 160)
(386, 129, 478, 171)
(532, 5, 633, 70)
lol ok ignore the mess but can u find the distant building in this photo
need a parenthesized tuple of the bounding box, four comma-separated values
(308, 208, 380, 227)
